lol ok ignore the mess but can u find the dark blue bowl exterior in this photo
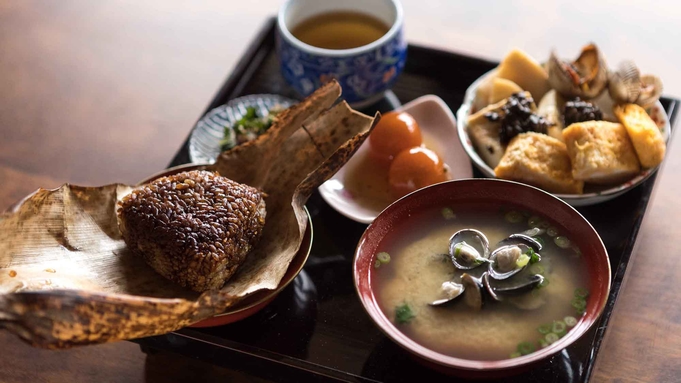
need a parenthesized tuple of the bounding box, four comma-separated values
(276, 27, 406, 104)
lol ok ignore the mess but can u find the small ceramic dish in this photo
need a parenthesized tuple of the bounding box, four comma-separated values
(354, 179, 611, 378)
(188, 94, 297, 164)
(456, 69, 672, 206)
(139, 163, 313, 327)
(318, 95, 473, 224)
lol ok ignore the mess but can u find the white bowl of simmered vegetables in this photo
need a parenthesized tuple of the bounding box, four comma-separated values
(456, 43, 671, 206)
(354, 179, 610, 378)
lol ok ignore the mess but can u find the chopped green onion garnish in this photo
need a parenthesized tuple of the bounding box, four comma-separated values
(530, 253, 540, 264)
(528, 216, 542, 228)
(552, 320, 567, 336)
(545, 333, 560, 344)
(571, 297, 586, 307)
(571, 297, 587, 314)
(574, 288, 589, 298)
(395, 303, 415, 324)
(538, 339, 549, 348)
(441, 208, 456, 220)
(554, 236, 571, 249)
(532, 236, 545, 247)
(564, 316, 578, 327)
(538, 278, 550, 288)
(524, 247, 540, 264)
(377, 252, 391, 264)
(374, 260, 381, 269)
(516, 253, 530, 269)
(510, 351, 522, 358)
(538, 323, 552, 335)
(547, 226, 559, 237)
(454, 243, 463, 257)
(517, 341, 535, 356)
(505, 210, 524, 223)
(529, 264, 545, 275)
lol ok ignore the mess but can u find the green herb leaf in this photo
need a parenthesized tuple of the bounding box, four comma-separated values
(395, 303, 416, 324)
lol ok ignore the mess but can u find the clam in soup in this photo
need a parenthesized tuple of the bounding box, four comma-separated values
(372, 206, 590, 360)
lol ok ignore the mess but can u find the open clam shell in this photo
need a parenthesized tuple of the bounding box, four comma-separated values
(488, 243, 540, 280)
(461, 273, 486, 311)
(637, 74, 663, 110)
(547, 43, 608, 99)
(608, 60, 641, 104)
(429, 281, 466, 306)
(448, 229, 491, 270)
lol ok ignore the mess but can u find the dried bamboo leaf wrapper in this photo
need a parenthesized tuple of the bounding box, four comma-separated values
(0, 81, 376, 348)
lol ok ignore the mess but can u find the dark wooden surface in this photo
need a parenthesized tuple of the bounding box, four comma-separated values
(0, 1, 679, 382)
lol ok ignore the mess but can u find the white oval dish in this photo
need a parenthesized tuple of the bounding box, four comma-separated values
(319, 94, 473, 223)
(456, 69, 671, 207)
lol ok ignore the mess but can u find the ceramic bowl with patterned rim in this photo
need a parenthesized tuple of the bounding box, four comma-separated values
(188, 94, 297, 164)
(456, 70, 671, 207)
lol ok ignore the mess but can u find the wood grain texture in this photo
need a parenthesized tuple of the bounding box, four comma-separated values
(0, 0, 679, 381)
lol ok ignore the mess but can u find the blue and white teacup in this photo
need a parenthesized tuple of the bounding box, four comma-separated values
(276, 0, 406, 108)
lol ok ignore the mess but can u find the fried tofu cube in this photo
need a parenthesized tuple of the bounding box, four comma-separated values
(614, 103, 666, 168)
(562, 121, 640, 185)
(494, 132, 584, 194)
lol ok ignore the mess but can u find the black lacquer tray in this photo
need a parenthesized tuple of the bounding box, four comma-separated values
(133, 18, 679, 382)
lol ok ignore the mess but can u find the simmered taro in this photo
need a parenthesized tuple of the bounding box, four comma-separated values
(373, 207, 589, 361)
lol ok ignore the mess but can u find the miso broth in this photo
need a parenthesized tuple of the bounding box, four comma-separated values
(372, 206, 589, 361)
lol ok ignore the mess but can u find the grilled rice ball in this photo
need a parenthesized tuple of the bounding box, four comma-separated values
(117, 170, 266, 292)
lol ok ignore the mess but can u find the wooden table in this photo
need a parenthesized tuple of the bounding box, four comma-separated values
(0, 1, 678, 382)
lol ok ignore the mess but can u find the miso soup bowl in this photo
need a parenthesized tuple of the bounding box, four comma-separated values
(353, 179, 611, 378)
(276, 0, 407, 108)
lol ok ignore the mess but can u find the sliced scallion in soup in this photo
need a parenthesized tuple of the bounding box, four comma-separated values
(372, 206, 590, 361)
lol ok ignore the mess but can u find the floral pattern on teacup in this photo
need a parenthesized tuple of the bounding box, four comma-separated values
(276, 29, 407, 104)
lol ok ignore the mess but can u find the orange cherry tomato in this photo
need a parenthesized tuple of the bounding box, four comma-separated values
(369, 111, 423, 160)
(388, 147, 448, 199)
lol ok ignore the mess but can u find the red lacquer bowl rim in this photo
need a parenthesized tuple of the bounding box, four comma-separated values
(138, 163, 313, 320)
(353, 178, 611, 372)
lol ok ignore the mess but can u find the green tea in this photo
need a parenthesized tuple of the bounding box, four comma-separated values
(291, 11, 389, 50)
